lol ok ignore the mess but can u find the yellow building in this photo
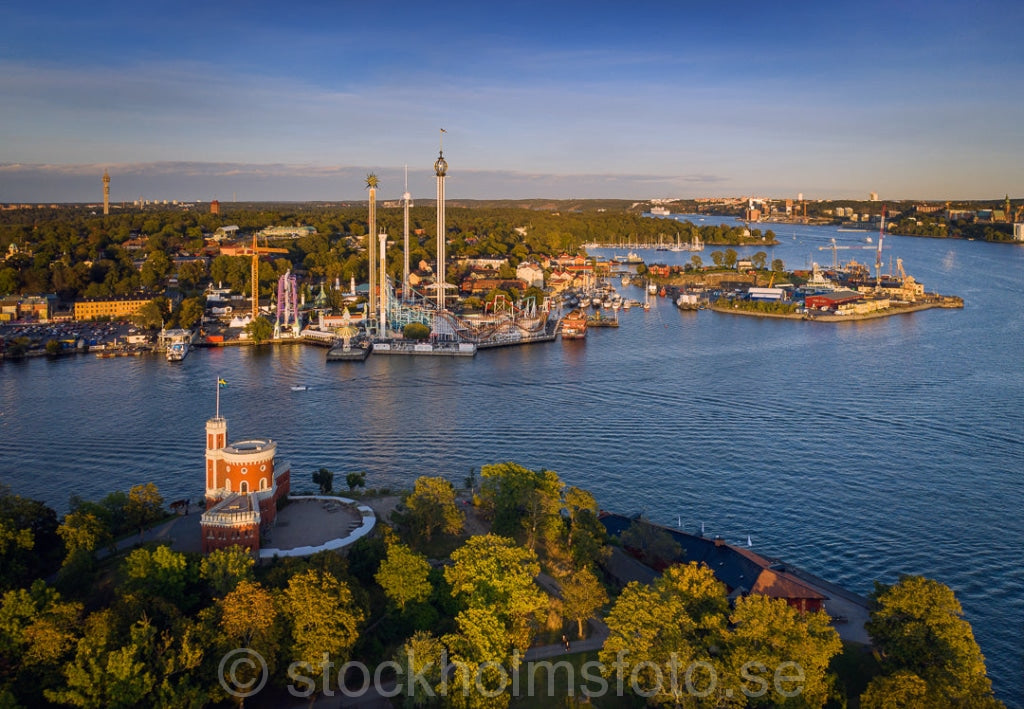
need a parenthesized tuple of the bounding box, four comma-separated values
(837, 298, 891, 316)
(74, 297, 152, 320)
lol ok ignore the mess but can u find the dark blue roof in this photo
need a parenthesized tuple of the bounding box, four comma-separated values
(601, 512, 763, 593)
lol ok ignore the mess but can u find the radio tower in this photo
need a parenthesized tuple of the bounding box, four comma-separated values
(434, 131, 448, 310)
(403, 165, 412, 302)
(102, 170, 110, 216)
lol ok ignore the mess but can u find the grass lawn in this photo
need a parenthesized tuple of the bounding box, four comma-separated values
(510, 651, 645, 708)
(830, 642, 881, 708)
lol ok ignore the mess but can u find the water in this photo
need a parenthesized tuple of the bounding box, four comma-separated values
(2, 220, 1023, 704)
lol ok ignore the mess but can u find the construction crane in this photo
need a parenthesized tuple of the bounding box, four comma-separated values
(247, 233, 289, 322)
(875, 206, 887, 291)
(896, 257, 907, 281)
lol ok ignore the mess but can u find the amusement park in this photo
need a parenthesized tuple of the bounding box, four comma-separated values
(217, 145, 568, 360)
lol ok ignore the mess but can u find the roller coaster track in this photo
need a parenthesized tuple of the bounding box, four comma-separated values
(381, 278, 552, 346)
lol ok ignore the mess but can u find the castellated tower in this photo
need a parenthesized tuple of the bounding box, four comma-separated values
(200, 414, 290, 554)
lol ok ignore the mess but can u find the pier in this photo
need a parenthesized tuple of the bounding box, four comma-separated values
(372, 341, 477, 356)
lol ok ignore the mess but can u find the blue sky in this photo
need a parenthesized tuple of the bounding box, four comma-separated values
(1, 0, 1021, 202)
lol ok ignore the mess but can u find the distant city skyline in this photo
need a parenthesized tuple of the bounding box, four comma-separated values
(1, 1, 1022, 203)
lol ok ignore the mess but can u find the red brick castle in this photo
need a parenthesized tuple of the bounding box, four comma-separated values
(200, 413, 290, 553)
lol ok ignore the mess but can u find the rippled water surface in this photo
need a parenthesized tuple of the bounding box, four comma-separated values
(2, 224, 1022, 703)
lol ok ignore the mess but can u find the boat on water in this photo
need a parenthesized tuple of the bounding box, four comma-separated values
(669, 233, 704, 252)
(166, 342, 189, 362)
(676, 292, 700, 311)
(290, 385, 308, 391)
(624, 251, 643, 264)
(561, 309, 588, 340)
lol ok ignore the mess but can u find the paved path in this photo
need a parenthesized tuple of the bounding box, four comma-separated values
(97, 512, 203, 559)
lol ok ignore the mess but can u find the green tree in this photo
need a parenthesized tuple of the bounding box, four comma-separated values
(139, 251, 171, 288)
(444, 534, 545, 653)
(123, 545, 193, 606)
(600, 562, 730, 706)
(771, 258, 785, 272)
(133, 298, 168, 330)
(710, 250, 724, 267)
(0, 486, 61, 590)
(723, 594, 841, 707)
(176, 298, 204, 329)
(724, 247, 738, 268)
(0, 581, 82, 705)
(46, 611, 157, 709)
(57, 511, 111, 570)
(560, 566, 607, 639)
(563, 486, 606, 570)
(519, 469, 563, 558)
(244, 316, 273, 344)
(125, 483, 164, 540)
(217, 579, 280, 695)
(690, 254, 703, 269)
(345, 471, 366, 492)
(441, 607, 512, 709)
(375, 535, 432, 611)
(280, 569, 364, 691)
(403, 476, 464, 542)
(312, 468, 334, 494)
(865, 575, 999, 706)
(860, 671, 931, 709)
(403, 322, 430, 340)
(393, 631, 444, 709)
(200, 545, 255, 597)
(751, 251, 767, 270)
(176, 260, 207, 291)
(478, 462, 551, 539)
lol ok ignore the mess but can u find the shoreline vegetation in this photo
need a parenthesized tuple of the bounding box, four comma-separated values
(0, 464, 1005, 708)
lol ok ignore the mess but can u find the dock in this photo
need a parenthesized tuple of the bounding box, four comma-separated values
(372, 341, 477, 357)
(587, 313, 620, 328)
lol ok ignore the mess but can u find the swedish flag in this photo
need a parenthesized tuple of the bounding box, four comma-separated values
(218, 378, 227, 387)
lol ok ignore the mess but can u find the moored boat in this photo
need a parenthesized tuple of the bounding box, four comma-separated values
(166, 342, 189, 362)
(561, 309, 588, 340)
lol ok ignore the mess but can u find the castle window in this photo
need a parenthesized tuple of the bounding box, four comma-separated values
(240, 481, 248, 493)
(225, 480, 231, 492)
(241, 467, 248, 475)
(259, 479, 267, 491)
(226, 465, 231, 472)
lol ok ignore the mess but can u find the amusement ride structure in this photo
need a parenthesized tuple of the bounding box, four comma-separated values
(301, 133, 562, 352)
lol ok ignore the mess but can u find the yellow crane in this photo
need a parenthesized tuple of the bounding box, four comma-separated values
(247, 233, 289, 322)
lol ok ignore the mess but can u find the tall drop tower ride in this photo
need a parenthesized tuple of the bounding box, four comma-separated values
(403, 165, 412, 301)
(434, 132, 448, 310)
